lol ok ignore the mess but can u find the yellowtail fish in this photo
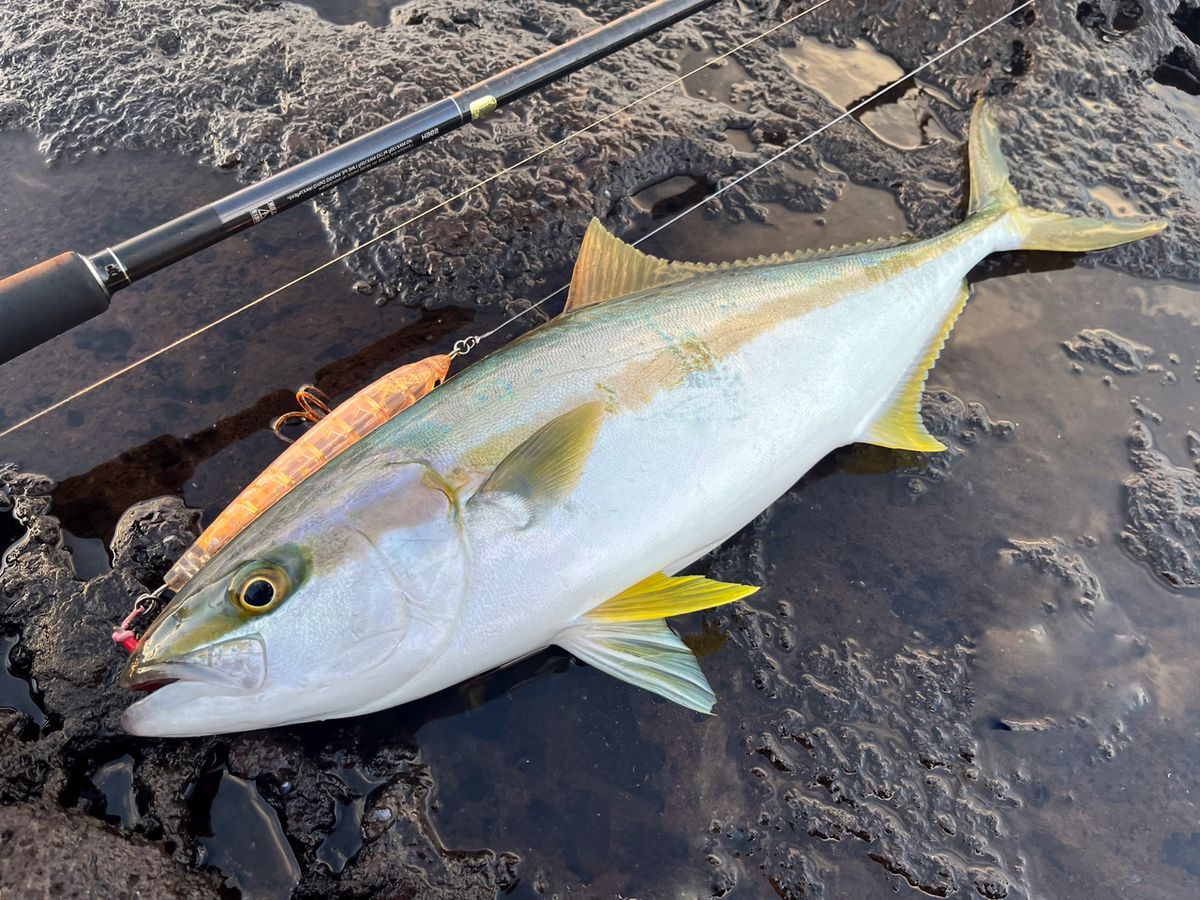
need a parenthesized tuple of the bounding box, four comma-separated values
(121, 101, 1165, 736)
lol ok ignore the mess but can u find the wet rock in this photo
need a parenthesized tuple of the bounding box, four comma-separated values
(108, 496, 201, 588)
(0, 0, 1196, 896)
(900, 389, 1016, 499)
(983, 537, 1151, 762)
(921, 388, 1018, 445)
(710, 632, 1028, 899)
(1002, 537, 1105, 612)
(1122, 420, 1200, 588)
(0, 0, 1190, 316)
(0, 466, 513, 898)
(1061, 327, 1153, 374)
(1173, 1, 1200, 43)
(833, 389, 1016, 504)
(0, 799, 222, 899)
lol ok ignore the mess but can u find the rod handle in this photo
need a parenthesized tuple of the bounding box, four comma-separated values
(0, 252, 111, 365)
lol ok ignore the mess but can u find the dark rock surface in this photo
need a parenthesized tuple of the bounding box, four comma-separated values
(0, 0, 1192, 311)
(0, 465, 507, 898)
(1062, 327, 1154, 374)
(0, 799, 222, 899)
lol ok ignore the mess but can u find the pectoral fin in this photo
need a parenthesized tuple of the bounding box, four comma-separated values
(471, 401, 605, 516)
(859, 282, 970, 453)
(557, 620, 717, 713)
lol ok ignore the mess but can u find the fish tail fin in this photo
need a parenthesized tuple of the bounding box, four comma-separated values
(967, 98, 1166, 252)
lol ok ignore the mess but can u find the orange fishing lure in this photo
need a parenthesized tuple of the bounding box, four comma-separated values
(163, 353, 452, 591)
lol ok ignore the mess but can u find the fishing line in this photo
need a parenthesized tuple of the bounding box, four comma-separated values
(0, 0, 1033, 441)
(464, 0, 1036, 349)
(0, 0, 833, 442)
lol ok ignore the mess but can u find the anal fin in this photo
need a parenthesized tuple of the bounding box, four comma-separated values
(860, 282, 970, 453)
(557, 620, 717, 713)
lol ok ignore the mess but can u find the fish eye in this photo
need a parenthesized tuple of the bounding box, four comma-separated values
(230, 564, 291, 615)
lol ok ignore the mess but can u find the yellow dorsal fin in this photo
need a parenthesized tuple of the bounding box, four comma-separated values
(860, 282, 970, 452)
(586, 572, 759, 623)
(565, 219, 704, 313)
(564, 219, 916, 315)
(711, 234, 916, 268)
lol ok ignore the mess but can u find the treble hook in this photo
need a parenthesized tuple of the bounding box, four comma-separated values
(271, 384, 332, 443)
(112, 584, 169, 653)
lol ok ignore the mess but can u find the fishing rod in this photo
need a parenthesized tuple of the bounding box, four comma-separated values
(0, 0, 1037, 444)
(0, 0, 720, 366)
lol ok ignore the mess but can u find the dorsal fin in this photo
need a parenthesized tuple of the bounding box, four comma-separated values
(564, 219, 706, 313)
(563, 219, 915, 315)
(859, 282, 969, 452)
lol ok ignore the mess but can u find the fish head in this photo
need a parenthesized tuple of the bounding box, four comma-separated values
(121, 460, 470, 736)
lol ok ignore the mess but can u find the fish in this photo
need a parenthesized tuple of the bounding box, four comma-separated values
(120, 101, 1165, 736)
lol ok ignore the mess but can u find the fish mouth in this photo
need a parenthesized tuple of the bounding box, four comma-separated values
(122, 634, 268, 694)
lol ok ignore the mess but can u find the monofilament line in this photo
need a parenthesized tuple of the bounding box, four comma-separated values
(0, 0, 834, 441)
(471, 0, 1037, 346)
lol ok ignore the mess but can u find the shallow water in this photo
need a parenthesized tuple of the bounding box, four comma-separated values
(1, 0, 1198, 897)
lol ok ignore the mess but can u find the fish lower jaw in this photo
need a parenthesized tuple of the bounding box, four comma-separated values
(120, 679, 259, 737)
(119, 680, 392, 737)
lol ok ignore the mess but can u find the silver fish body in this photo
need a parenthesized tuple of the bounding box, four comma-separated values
(121, 101, 1165, 736)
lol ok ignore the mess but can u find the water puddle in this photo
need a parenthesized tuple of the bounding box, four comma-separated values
(677, 45, 754, 110)
(60, 532, 110, 580)
(722, 127, 756, 154)
(0, 502, 22, 575)
(91, 754, 140, 827)
(189, 765, 301, 899)
(315, 756, 389, 874)
(781, 37, 906, 109)
(1, 632, 48, 731)
(296, 0, 406, 28)
(630, 174, 716, 219)
(1088, 184, 1156, 218)
(0, 2, 1197, 896)
(638, 162, 908, 262)
(780, 37, 959, 150)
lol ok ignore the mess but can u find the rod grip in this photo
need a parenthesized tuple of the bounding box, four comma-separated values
(0, 252, 111, 364)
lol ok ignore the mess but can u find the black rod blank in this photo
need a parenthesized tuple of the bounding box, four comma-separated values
(0, 0, 720, 365)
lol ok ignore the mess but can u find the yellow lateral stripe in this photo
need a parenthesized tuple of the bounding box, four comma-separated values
(586, 572, 759, 623)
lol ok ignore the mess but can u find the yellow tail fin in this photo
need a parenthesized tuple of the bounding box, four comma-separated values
(968, 99, 1167, 251)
